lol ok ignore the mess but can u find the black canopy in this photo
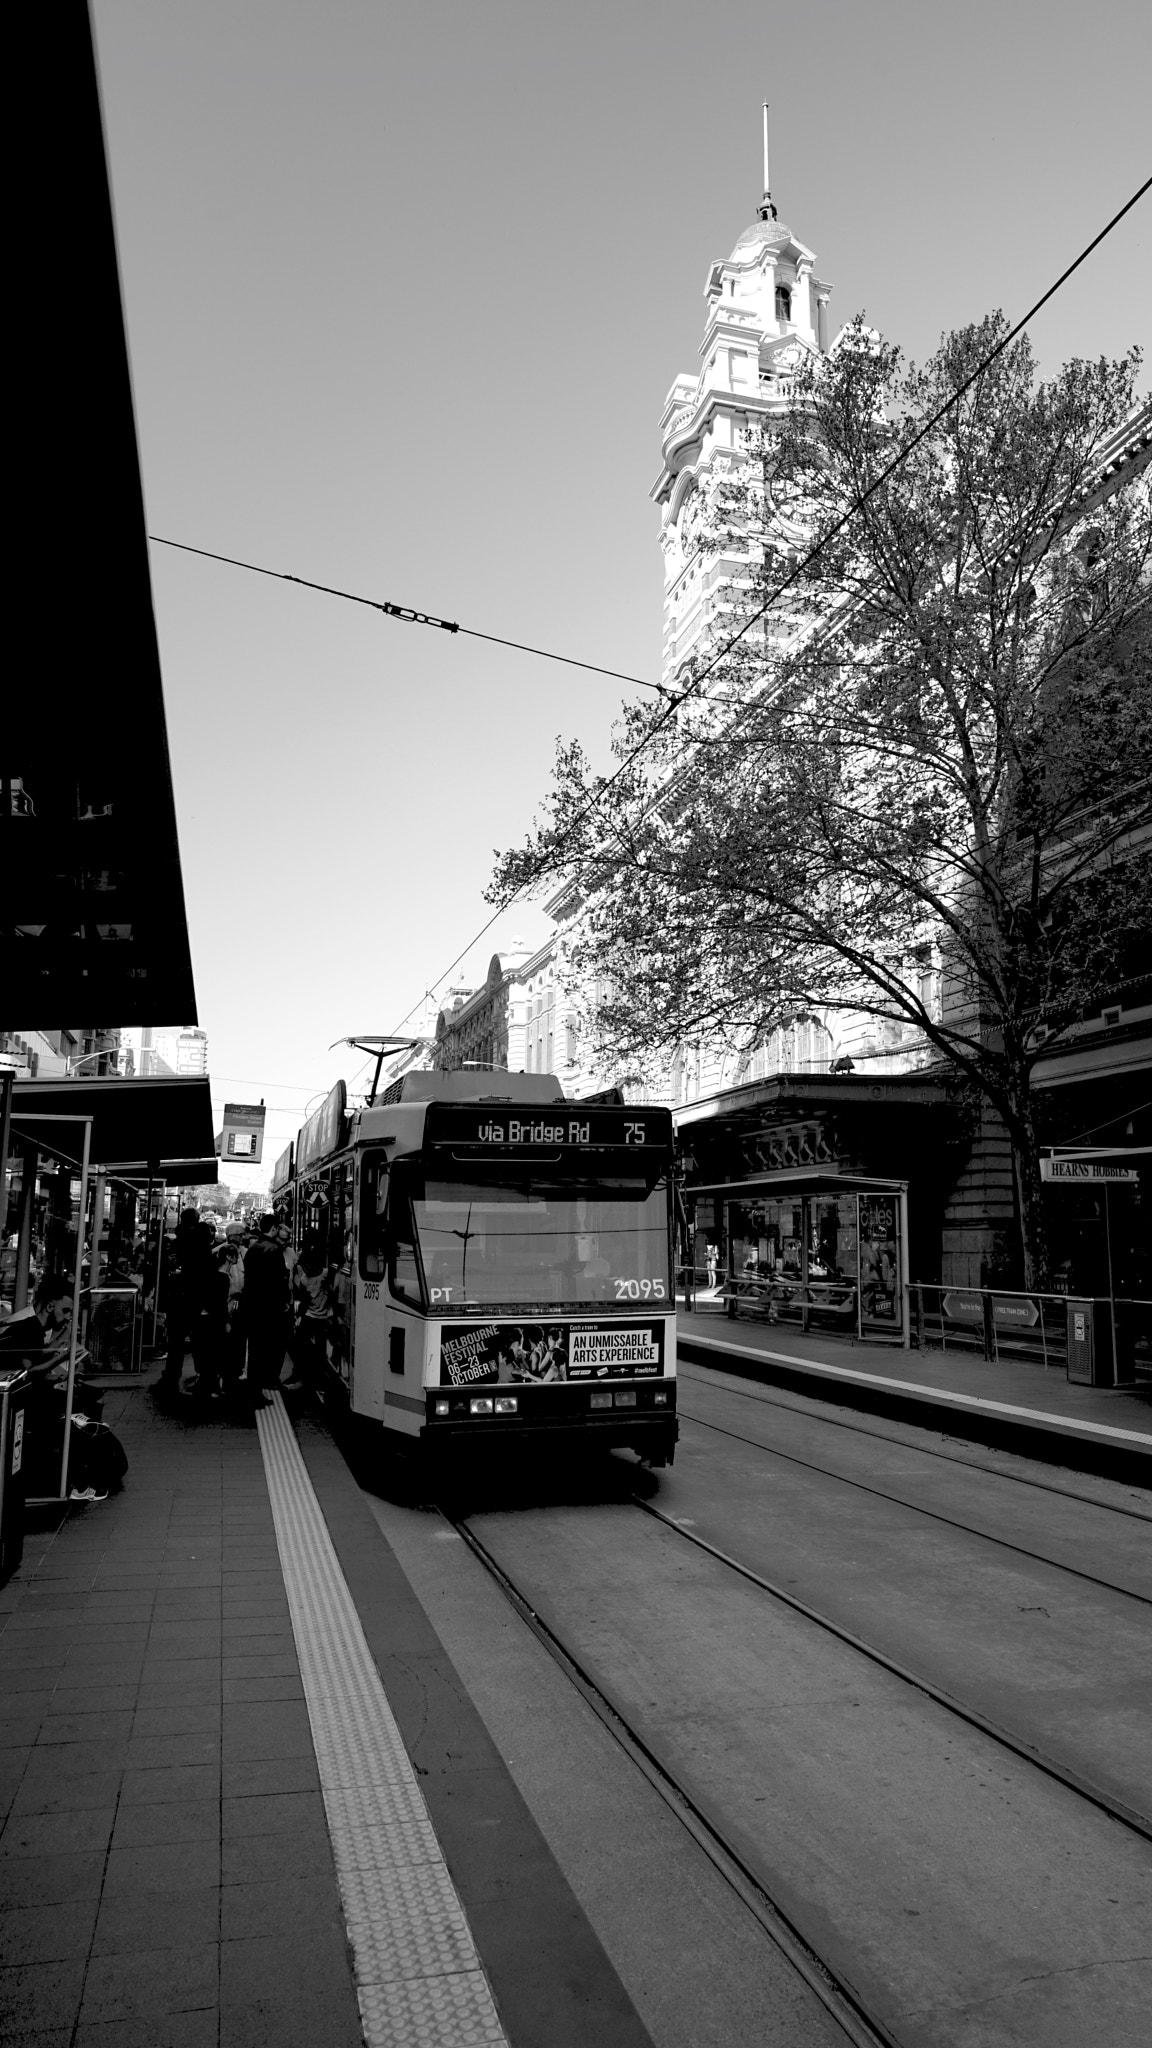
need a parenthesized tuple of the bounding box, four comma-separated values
(3, 3, 196, 1020)
(10, 1078, 215, 1172)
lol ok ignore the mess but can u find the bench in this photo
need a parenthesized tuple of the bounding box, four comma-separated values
(722, 1277, 858, 1327)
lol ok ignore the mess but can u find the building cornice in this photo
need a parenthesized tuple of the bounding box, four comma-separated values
(651, 386, 788, 507)
(705, 230, 818, 294)
(698, 302, 762, 356)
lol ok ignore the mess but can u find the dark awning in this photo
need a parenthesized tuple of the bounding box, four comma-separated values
(687, 1170, 907, 1198)
(10, 1077, 215, 1171)
(3, 4, 196, 1020)
(674, 1071, 951, 1130)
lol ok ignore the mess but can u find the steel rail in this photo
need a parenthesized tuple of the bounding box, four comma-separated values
(676, 1405, 1152, 1603)
(630, 1496, 1152, 1843)
(676, 1359, 1152, 1521)
(443, 1507, 900, 2048)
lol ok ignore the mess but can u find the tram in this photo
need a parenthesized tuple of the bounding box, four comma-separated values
(277, 1068, 678, 1466)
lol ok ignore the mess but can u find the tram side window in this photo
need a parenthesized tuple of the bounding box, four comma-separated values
(338, 1163, 354, 1266)
(360, 1158, 389, 1279)
(358, 1157, 424, 1307)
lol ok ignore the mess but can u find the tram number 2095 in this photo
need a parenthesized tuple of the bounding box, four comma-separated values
(361, 1282, 380, 1302)
(615, 1278, 666, 1300)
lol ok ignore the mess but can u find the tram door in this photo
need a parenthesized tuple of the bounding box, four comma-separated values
(299, 1161, 357, 1404)
(354, 1156, 424, 1436)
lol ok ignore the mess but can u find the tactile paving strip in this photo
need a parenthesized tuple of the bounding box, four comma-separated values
(257, 1396, 509, 2048)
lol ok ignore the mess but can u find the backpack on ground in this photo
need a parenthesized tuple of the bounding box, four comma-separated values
(68, 1413, 128, 1498)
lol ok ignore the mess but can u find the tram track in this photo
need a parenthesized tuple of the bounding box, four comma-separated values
(675, 1405, 1152, 1604)
(626, 1494, 1151, 1842)
(677, 1360, 1152, 1520)
(442, 1505, 901, 2048)
(446, 1488, 1152, 2048)
(442, 1414, 1152, 1827)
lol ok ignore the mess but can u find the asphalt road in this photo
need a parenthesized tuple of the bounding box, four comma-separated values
(361, 1363, 1152, 2048)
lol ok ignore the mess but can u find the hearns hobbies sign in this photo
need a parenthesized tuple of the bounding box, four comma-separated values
(1040, 1158, 1139, 1185)
(439, 1319, 665, 1387)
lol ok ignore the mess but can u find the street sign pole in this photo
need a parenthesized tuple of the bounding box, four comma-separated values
(59, 1115, 91, 1502)
(1104, 1184, 1117, 1380)
(898, 1185, 910, 1350)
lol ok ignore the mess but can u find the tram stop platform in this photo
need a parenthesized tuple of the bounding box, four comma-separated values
(0, 1376, 654, 2048)
(677, 1305, 1152, 1485)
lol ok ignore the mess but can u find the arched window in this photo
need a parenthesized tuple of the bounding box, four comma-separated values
(775, 284, 791, 321)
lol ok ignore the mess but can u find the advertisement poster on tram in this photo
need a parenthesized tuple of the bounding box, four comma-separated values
(439, 1319, 665, 1387)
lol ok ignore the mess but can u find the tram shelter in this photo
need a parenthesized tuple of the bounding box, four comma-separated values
(1, 1075, 215, 1499)
(4, 1077, 215, 1295)
(686, 1168, 911, 1348)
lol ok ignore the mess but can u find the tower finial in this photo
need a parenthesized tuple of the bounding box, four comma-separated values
(759, 101, 777, 221)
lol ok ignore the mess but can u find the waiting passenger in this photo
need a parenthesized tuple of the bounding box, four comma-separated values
(0, 1274, 73, 1361)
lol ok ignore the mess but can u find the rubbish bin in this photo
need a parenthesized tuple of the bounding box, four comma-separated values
(1066, 1298, 1132, 1387)
(0, 1368, 30, 1587)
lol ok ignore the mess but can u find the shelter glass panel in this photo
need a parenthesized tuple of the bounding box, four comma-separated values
(859, 1195, 900, 1327)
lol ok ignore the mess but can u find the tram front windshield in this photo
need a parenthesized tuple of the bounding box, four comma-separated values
(377, 1169, 671, 1311)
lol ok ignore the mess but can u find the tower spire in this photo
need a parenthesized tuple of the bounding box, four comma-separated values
(759, 101, 777, 221)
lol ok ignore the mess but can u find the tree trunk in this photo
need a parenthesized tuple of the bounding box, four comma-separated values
(1004, 1076, 1048, 1294)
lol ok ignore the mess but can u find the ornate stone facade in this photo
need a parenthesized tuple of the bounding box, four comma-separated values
(651, 172, 832, 689)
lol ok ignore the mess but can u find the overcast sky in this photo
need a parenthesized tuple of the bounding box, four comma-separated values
(92, 0, 1150, 1186)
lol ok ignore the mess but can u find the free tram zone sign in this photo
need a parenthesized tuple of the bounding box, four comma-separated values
(439, 1320, 666, 1388)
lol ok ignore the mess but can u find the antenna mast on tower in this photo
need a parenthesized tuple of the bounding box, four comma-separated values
(759, 102, 777, 221)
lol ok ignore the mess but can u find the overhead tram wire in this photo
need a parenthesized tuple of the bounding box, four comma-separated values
(155, 175, 1151, 1048)
(146, 539, 668, 699)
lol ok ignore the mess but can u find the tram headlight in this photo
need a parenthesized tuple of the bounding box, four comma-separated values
(434, 1399, 450, 1417)
(653, 1390, 668, 1405)
(613, 1390, 636, 1408)
(469, 1397, 494, 1416)
(494, 1396, 518, 1415)
(589, 1390, 612, 1409)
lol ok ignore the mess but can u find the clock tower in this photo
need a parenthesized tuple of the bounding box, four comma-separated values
(651, 110, 835, 687)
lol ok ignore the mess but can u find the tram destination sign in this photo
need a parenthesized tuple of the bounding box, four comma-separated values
(439, 1318, 665, 1387)
(426, 1103, 672, 1156)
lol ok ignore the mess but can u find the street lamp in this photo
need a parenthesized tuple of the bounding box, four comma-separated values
(65, 1048, 121, 1077)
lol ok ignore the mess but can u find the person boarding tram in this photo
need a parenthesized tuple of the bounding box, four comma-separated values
(240, 1215, 291, 1405)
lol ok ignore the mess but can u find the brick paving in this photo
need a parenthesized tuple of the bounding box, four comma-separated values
(0, 1379, 363, 2048)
